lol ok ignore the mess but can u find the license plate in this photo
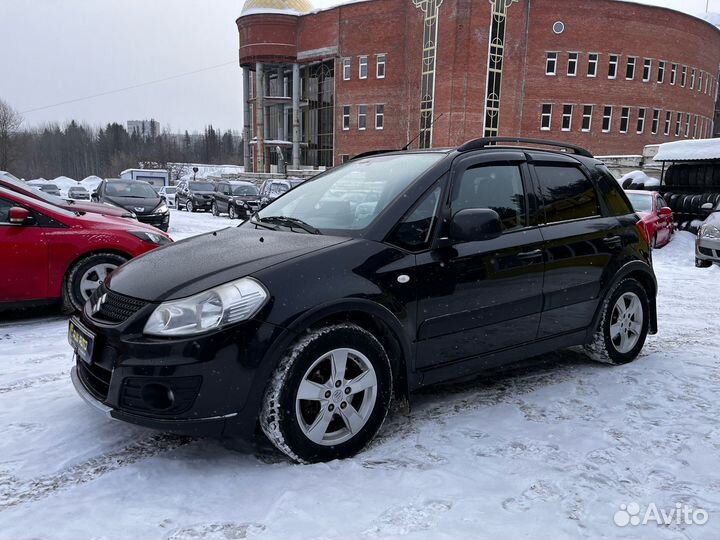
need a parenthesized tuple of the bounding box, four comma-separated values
(68, 318, 95, 365)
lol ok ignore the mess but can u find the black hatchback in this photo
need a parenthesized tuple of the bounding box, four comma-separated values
(93, 179, 169, 231)
(70, 138, 657, 463)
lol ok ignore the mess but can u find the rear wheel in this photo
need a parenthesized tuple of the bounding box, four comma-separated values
(63, 252, 128, 313)
(260, 324, 392, 463)
(186, 200, 195, 213)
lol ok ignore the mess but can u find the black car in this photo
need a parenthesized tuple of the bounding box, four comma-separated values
(93, 179, 169, 231)
(212, 180, 261, 219)
(70, 137, 657, 464)
(176, 180, 215, 212)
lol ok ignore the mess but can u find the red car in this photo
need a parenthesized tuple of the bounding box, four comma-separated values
(625, 189, 674, 248)
(0, 171, 136, 220)
(0, 186, 172, 312)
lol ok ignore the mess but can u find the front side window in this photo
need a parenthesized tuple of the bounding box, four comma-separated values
(608, 54, 619, 78)
(376, 54, 386, 79)
(567, 52, 578, 76)
(587, 53, 598, 77)
(375, 104, 384, 130)
(562, 104, 573, 131)
(358, 105, 367, 130)
(602, 106, 613, 132)
(342, 105, 350, 130)
(626, 57, 636, 80)
(342, 58, 351, 80)
(452, 164, 526, 231)
(388, 184, 441, 250)
(535, 165, 600, 223)
(582, 105, 593, 131)
(620, 107, 630, 133)
(541, 103, 552, 130)
(359, 56, 368, 79)
(546, 52, 557, 75)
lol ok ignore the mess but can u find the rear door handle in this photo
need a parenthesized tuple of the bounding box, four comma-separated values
(517, 249, 543, 260)
(603, 235, 623, 249)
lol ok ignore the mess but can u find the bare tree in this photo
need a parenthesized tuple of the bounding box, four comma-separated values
(0, 99, 23, 171)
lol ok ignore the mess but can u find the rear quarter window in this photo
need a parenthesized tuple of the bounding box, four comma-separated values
(534, 164, 601, 223)
(594, 165, 634, 216)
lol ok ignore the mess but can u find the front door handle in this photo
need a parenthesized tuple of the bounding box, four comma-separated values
(517, 249, 543, 260)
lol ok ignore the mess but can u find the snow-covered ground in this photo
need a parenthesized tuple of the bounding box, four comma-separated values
(1, 213, 719, 540)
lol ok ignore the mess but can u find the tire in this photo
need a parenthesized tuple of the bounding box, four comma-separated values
(229, 205, 237, 220)
(260, 323, 392, 463)
(584, 278, 650, 365)
(62, 252, 128, 313)
(186, 200, 195, 213)
(212, 202, 219, 217)
(696, 258, 712, 268)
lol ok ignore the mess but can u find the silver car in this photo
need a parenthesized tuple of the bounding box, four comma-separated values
(696, 201, 720, 267)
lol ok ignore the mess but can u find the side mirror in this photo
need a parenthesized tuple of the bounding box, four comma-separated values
(659, 206, 672, 217)
(444, 208, 502, 245)
(160, 195, 166, 201)
(8, 207, 32, 225)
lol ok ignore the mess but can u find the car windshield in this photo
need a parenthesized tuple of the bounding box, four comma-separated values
(165, 187, 176, 194)
(232, 185, 258, 196)
(252, 153, 445, 234)
(190, 182, 214, 191)
(627, 193, 653, 213)
(105, 181, 158, 198)
(40, 184, 60, 192)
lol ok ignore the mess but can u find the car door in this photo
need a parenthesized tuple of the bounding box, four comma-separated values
(214, 183, 225, 211)
(413, 151, 545, 372)
(0, 196, 49, 302)
(531, 156, 622, 337)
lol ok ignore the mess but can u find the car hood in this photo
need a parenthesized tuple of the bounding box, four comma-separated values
(63, 200, 132, 218)
(703, 212, 720, 227)
(105, 227, 351, 301)
(104, 196, 161, 214)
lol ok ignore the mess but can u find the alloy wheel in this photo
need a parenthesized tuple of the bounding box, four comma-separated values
(610, 292, 643, 354)
(78, 263, 118, 301)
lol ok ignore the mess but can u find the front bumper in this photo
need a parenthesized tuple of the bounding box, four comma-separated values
(136, 212, 170, 230)
(193, 197, 213, 210)
(695, 235, 720, 265)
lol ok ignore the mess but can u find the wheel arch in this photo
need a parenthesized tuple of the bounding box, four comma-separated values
(61, 248, 133, 293)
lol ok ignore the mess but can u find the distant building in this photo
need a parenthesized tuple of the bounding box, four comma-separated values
(120, 168, 168, 187)
(127, 119, 160, 137)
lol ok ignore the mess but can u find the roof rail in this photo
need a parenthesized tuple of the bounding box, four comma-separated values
(351, 149, 399, 160)
(458, 137, 594, 158)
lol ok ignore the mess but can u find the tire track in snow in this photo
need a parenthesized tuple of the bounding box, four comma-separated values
(0, 434, 194, 510)
(0, 371, 69, 394)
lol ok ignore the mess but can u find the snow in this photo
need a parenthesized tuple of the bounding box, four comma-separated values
(2, 216, 720, 539)
(171, 163, 245, 181)
(653, 138, 720, 162)
(618, 170, 661, 188)
(80, 175, 104, 193)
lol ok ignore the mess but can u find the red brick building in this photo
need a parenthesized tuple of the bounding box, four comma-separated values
(237, 0, 720, 170)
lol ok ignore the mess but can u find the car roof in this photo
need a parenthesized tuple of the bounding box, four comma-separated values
(106, 178, 152, 185)
(228, 180, 255, 186)
(624, 190, 654, 195)
(0, 186, 67, 215)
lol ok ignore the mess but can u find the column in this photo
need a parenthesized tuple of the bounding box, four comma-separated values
(277, 65, 286, 142)
(242, 66, 252, 173)
(292, 63, 300, 169)
(255, 62, 265, 174)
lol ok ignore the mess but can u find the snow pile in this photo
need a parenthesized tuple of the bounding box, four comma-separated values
(618, 170, 660, 188)
(80, 176, 104, 193)
(654, 138, 720, 162)
(174, 163, 245, 181)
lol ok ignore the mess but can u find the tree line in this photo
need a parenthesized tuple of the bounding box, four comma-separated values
(0, 98, 243, 180)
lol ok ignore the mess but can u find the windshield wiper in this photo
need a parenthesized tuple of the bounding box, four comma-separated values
(260, 216, 321, 235)
(249, 217, 279, 231)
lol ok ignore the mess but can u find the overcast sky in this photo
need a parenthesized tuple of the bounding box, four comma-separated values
(1, 0, 717, 134)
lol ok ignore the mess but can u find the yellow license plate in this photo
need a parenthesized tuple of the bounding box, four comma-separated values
(68, 318, 95, 365)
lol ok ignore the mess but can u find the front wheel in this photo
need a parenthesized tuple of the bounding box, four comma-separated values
(584, 278, 649, 365)
(212, 202, 219, 217)
(229, 205, 237, 220)
(260, 324, 392, 463)
(63, 252, 128, 313)
(186, 200, 195, 212)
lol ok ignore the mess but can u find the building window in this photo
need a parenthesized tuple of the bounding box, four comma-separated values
(340, 154, 350, 163)
(541, 103, 552, 130)
(375, 104, 384, 130)
(342, 105, 350, 130)
(651, 109, 660, 135)
(636, 108, 646, 134)
(664, 111, 672, 136)
(376, 54, 386, 79)
(587, 53, 598, 77)
(690, 68, 696, 90)
(681, 65, 687, 87)
(620, 107, 630, 133)
(657, 61, 665, 83)
(626, 57, 636, 80)
(642, 59, 652, 82)
(602, 106, 613, 132)
(359, 56, 368, 79)
(675, 112, 681, 136)
(704, 72, 709, 94)
(562, 104, 573, 131)
(608, 54, 619, 79)
(670, 63, 677, 85)
(685, 113, 691, 137)
(581, 105, 592, 131)
(358, 104, 367, 130)
(342, 58, 351, 81)
(546, 52, 558, 75)
(693, 115, 699, 138)
(567, 52, 578, 76)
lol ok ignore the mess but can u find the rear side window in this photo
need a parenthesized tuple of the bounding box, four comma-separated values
(534, 165, 601, 223)
(595, 165, 633, 216)
(0, 198, 13, 224)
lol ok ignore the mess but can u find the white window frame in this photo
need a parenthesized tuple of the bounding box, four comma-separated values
(358, 104, 367, 130)
(657, 61, 665, 83)
(685, 113, 691, 137)
(376, 54, 386, 79)
(602, 106, 613, 133)
(342, 58, 351, 81)
(620, 107, 630, 133)
(567, 52, 578, 76)
(581, 105, 593, 132)
(642, 58, 652, 82)
(375, 104, 384, 130)
(626, 57, 636, 80)
(670, 63, 678, 85)
(587, 53, 598, 77)
(651, 109, 660, 135)
(690, 68, 696, 90)
(675, 112, 682, 137)
(359, 56, 368, 80)
(681, 65, 687, 87)
(541, 103, 552, 131)
(636, 108, 646, 134)
(546, 52, 558, 76)
(561, 104, 573, 131)
(664, 111, 672, 136)
(608, 54, 619, 79)
(693, 114, 699, 138)
(342, 105, 350, 130)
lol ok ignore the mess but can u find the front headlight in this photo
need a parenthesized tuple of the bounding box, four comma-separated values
(699, 225, 720, 239)
(155, 203, 169, 214)
(128, 230, 171, 245)
(143, 278, 268, 337)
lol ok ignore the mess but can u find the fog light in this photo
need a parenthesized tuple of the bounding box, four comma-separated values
(141, 383, 175, 410)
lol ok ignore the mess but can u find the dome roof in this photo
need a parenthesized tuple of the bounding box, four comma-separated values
(240, 0, 314, 15)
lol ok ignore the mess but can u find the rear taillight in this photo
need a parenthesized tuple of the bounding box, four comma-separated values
(636, 219, 650, 245)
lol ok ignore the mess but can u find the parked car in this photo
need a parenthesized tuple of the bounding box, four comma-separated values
(258, 178, 304, 208)
(0, 171, 136, 220)
(70, 138, 657, 464)
(176, 180, 215, 212)
(158, 185, 177, 208)
(624, 190, 674, 248)
(28, 182, 62, 197)
(93, 179, 170, 231)
(695, 200, 720, 267)
(212, 181, 261, 219)
(0, 186, 171, 312)
(68, 186, 90, 200)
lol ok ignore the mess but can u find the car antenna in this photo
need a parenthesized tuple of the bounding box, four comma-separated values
(401, 113, 445, 151)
